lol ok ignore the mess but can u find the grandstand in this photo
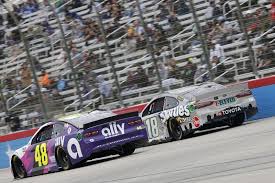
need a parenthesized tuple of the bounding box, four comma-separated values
(0, 0, 275, 134)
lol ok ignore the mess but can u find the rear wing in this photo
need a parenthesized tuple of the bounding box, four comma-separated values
(194, 83, 251, 102)
(83, 111, 140, 130)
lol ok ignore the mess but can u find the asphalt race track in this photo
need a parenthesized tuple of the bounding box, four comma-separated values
(1, 117, 275, 183)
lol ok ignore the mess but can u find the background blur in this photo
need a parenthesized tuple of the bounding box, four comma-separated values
(0, 0, 274, 135)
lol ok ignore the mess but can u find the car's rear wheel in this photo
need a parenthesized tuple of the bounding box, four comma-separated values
(168, 118, 184, 141)
(56, 146, 73, 170)
(229, 112, 245, 127)
(12, 156, 26, 179)
(119, 143, 136, 156)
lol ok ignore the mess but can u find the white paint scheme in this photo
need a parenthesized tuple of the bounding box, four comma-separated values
(141, 82, 257, 142)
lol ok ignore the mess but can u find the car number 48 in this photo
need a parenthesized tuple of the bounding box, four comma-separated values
(145, 117, 159, 139)
(35, 143, 48, 167)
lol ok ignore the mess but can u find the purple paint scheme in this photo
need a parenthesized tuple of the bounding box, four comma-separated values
(11, 111, 148, 178)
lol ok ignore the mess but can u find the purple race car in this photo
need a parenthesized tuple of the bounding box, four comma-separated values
(11, 110, 148, 179)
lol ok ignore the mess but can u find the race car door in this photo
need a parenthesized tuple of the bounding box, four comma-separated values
(28, 124, 54, 176)
(142, 97, 165, 141)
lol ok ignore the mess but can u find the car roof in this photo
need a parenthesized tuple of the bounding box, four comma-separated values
(60, 110, 116, 129)
(167, 82, 225, 97)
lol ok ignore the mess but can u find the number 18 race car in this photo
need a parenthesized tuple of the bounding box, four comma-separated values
(141, 82, 258, 142)
(11, 110, 148, 179)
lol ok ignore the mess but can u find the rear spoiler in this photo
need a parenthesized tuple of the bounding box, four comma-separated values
(195, 83, 250, 101)
(83, 111, 139, 129)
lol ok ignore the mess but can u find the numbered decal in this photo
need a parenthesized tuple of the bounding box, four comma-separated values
(145, 117, 159, 139)
(35, 143, 48, 167)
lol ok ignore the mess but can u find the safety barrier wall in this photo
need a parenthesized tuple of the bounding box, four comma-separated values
(0, 76, 274, 169)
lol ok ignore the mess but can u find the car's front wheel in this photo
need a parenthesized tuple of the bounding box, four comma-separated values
(12, 156, 27, 179)
(119, 143, 136, 156)
(56, 146, 73, 170)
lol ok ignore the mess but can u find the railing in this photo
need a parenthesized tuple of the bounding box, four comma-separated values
(213, 65, 236, 82)
(64, 88, 97, 112)
(6, 84, 32, 110)
(79, 96, 102, 112)
(194, 57, 232, 84)
(252, 26, 275, 67)
(223, 0, 252, 18)
(171, 34, 196, 57)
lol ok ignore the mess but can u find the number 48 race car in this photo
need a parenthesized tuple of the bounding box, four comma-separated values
(141, 82, 258, 142)
(11, 110, 148, 179)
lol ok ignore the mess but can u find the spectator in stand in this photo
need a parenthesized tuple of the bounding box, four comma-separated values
(211, 56, 228, 83)
(158, 1, 170, 20)
(257, 43, 275, 69)
(208, 19, 227, 43)
(209, 41, 225, 61)
(124, 70, 137, 90)
(84, 26, 96, 42)
(39, 70, 52, 89)
(157, 62, 169, 81)
(205, 1, 222, 20)
(110, 2, 122, 21)
(21, 0, 39, 15)
(167, 59, 181, 79)
(4, 31, 14, 46)
(20, 63, 32, 89)
(41, 21, 55, 36)
(96, 75, 112, 98)
(71, 0, 83, 9)
(168, 12, 183, 35)
(125, 24, 137, 52)
(194, 64, 209, 83)
(182, 59, 197, 84)
(175, 0, 189, 15)
(135, 65, 149, 87)
(56, 75, 67, 92)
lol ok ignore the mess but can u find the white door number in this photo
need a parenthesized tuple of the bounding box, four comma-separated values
(145, 117, 159, 139)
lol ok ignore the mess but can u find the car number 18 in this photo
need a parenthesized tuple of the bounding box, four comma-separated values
(145, 117, 159, 139)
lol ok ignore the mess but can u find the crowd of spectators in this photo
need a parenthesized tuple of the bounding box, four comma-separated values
(0, 0, 275, 131)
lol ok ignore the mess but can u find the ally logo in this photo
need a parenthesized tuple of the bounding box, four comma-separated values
(101, 122, 125, 138)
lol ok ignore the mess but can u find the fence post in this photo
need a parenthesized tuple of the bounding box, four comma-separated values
(47, 0, 83, 108)
(135, 0, 163, 92)
(234, 0, 259, 77)
(0, 86, 8, 115)
(91, 0, 124, 107)
(1, 2, 49, 122)
(189, 0, 213, 81)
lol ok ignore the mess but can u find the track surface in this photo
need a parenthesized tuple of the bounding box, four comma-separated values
(1, 117, 275, 183)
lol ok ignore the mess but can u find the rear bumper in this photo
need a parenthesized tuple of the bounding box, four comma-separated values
(200, 106, 258, 129)
(89, 129, 148, 153)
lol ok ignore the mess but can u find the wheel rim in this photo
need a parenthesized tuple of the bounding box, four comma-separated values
(170, 120, 182, 139)
(58, 148, 69, 169)
(13, 157, 25, 178)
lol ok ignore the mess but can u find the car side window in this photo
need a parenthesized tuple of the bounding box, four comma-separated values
(52, 123, 65, 138)
(142, 97, 165, 117)
(32, 125, 53, 144)
(164, 97, 179, 110)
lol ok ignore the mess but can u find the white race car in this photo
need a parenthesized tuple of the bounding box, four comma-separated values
(140, 82, 258, 142)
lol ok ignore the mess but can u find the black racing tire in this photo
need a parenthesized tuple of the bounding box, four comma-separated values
(168, 118, 184, 141)
(229, 112, 245, 127)
(12, 156, 27, 179)
(119, 143, 136, 156)
(56, 146, 73, 170)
